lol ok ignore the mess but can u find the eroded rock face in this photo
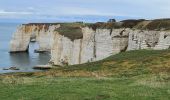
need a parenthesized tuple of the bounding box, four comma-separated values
(10, 25, 32, 52)
(50, 27, 129, 65)
(51, 28, 170, 65)
(127, 30, 170, 50)
(10, 24, 60, 52)
(10, 23, 170, 66)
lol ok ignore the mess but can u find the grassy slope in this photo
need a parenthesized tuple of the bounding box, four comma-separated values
(1, 50, 170, 100)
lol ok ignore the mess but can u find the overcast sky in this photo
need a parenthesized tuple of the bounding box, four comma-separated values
(0, 0, 170, 22)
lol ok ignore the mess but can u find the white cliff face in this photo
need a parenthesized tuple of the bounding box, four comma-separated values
(95, 29, 113, 61)
(35, 25, 59, 51)
(10, 23, 170, 66)
(127, 30, 170, 50)
(51, 28, 170, 65)
(111, 29, 129, 54)
(51, 27, 129, 65)
(154, 32, 170, 50)
(127, 30, 160, 50)
(80, 27, 95, 63)
(50, 27, 94, 65)
(10, 25, 30, 52)
(10, 24, 59, 52)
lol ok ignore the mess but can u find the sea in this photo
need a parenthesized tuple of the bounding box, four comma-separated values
(0, 23, 50, 73)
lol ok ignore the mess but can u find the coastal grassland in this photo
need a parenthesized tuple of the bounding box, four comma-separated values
(134, 19, 170, 30)
(56, 23, 84, 41)
(1, 50, 170, 100)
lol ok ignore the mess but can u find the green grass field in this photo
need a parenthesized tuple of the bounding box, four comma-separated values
(0, 50, 170, 100)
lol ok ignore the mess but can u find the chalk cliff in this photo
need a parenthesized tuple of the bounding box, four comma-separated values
(10, 24, 60, 52)
(51, 27, 129, 65)
(10, 19, 170, 66)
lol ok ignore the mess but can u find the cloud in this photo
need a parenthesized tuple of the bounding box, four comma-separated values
(0, 10, 33, 15)
(0, 0, 170, 22)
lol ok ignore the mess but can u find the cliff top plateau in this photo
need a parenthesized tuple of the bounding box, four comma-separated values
(22, 18, 170, 31)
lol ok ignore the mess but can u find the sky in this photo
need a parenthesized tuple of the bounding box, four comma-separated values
(0, 0, 170, 23)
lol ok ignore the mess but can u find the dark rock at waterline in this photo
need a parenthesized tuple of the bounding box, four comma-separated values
(3, 68, 9, 70)
(34, 49, 50, 53)
(33, 65, 52, 70)
(3, 67, 20, 70)
(9, 50, 29, 53)
(9, 67, 20, 70)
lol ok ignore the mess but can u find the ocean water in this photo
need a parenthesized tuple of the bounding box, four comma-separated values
(0, 23, 50, 73)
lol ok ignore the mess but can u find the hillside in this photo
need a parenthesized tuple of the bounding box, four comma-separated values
(0, 50, 170, 100)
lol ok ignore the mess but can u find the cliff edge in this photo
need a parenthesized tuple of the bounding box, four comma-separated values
(9, 19, 170, 66)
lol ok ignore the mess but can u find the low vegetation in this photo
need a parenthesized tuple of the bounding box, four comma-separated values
(121, 19, 145, 28)
(145, 19, 170, 30)
(56, 23, 84, 41)
(1, 50, 170, 100)
(23, 18, 170, 37)
(134, 19, 170, 30)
